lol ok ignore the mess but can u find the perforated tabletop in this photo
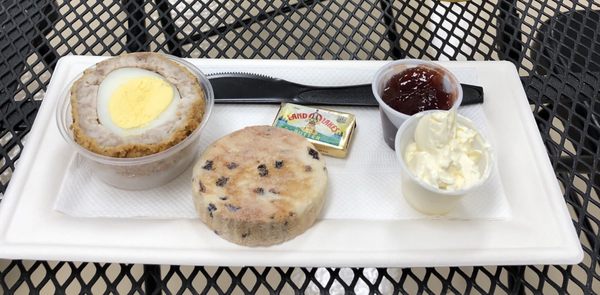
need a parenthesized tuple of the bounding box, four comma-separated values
(1, 0, 599, 293)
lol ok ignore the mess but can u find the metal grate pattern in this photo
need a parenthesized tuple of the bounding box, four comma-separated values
(1, 0, 599, 293)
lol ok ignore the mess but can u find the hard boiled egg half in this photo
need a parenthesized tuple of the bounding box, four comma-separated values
(96, 68, 180, 136)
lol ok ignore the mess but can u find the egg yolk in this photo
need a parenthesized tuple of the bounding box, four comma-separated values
(108, 77, 174, 129)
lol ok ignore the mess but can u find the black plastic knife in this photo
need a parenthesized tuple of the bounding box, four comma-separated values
(207, 72, 483, 106)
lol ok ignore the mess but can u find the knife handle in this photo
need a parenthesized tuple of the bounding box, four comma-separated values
(460, 84, 484, 106)
(296, 85, 377, 106)
(295, 83, 483, 106)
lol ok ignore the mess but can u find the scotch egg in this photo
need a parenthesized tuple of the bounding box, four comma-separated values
(70, 52, 206, 158)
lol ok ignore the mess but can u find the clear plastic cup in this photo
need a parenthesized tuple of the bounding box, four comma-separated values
(56, 54, 214, 190)
(372, 59, 463, 149)
(394, 110, 493, 215)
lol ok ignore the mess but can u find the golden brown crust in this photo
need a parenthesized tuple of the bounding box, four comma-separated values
(192, 126, 328, 246)
(70, 52, 206, 158)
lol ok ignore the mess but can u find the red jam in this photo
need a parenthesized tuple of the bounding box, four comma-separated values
(382, 66, 455, 115)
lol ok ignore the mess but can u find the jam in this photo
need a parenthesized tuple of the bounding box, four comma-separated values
(382, 66, 455, 115)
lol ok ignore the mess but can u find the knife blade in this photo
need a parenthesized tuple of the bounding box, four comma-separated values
(207, 72, 483, 106)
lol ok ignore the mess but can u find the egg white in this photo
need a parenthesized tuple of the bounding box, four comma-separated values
(96, 67, 180, 136)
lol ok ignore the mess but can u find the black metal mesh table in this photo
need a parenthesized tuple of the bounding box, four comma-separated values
(1, 0, 599, 293)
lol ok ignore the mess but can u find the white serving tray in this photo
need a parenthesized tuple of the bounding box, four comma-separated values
(0, 56, 582, 267)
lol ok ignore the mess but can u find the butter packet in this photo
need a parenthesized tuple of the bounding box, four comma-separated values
(273, 103, 356, 158)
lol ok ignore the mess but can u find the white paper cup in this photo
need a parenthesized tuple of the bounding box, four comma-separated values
(372, 59, 463, 149)
(394, 110, 493, 215)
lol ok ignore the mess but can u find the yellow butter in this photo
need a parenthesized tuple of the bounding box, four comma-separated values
(273, 103, 356, 158)
(109, 77, 174, 129)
